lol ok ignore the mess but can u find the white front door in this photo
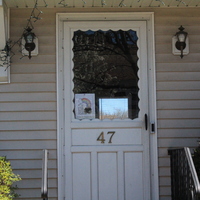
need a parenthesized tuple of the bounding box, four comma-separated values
(63, 20, 150, 200)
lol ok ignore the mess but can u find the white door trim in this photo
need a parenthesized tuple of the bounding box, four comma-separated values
(56, 12, 158, 200)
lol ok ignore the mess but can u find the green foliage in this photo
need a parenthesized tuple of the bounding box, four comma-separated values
(193, 141, 200, 180)
(0, 157, 21, 200)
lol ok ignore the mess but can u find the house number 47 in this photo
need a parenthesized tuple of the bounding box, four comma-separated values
(97, 131, 115, 144)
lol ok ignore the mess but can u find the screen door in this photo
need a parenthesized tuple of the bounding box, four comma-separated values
(63, 21, 150, 200)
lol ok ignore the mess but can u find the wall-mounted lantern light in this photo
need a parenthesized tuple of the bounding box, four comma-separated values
(172, 25, 189, 58)
(22, 27, 38, 59)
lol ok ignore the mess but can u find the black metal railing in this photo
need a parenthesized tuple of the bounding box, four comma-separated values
(41, 149, 48, 200)
(168, 147, 200, 200)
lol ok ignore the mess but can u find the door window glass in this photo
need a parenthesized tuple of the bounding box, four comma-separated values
(72, 30, 139, 120)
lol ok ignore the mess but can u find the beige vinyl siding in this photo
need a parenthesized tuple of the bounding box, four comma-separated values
(155, 8, 200, 200)
(0, 8, 57, 200)
(0, 7, 199, 200)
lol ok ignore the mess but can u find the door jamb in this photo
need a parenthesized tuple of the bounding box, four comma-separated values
(56, 12, 158, 200)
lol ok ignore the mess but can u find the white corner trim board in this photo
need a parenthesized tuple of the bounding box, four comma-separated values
(0, 6, 5, 49)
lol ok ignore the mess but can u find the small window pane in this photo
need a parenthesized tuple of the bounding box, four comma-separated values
(99, 98, 128, 120)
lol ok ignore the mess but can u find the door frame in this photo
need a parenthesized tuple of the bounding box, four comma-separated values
(56, 12, 158, 200)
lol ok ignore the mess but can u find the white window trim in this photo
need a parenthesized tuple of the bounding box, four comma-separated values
(0, 2, 10, 84)
(56, 12, 158, 200)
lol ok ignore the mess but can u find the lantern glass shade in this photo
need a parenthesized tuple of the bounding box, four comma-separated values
(177, 33, 186, 42)
(26, 33, 34, 43)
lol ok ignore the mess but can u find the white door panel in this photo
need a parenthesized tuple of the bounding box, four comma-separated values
(64, 20, 150, 200)
(72, 128, 142, 145)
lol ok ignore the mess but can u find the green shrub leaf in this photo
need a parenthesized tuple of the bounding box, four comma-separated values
(0, 157, 21, 200)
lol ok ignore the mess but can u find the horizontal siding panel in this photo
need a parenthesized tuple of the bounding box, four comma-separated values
(10, 7, 59, 14)
(0, 140, 56, 150)
(159, 177, 171, 186)
(158, 138, 198, 148)
(11, 74, 56, 83)
(155, 16, 200, 25)
(158, 119, 200, 128)
(157, 91, 200, 100)
(15, 188, 57, 200)
(0, 149, 57, 159)
(155, 35, 172, 44)
(155, 24, 200, 35)
(159, 167, 170, 177)
(159, 194, 171, 200)
(154, 8, 200, 17)
(11, 64, 56, 73)
(35, 36, 56, 45)
(156, 43, 200, 54)
(38, 44, 56, 54)
(157, 100, 200, 109)
(0, 93, 56, 102)
(10, 8, 59, 19)
(158, 128, 200, 138)
(159, 195, 171, 200)
(11, 40, 56, 55)
(0, 112, 56, 121)
(11, 17, 56, 27)
(155, 34, 200, 45)
(0, 131, 56, 140)
(0, 121, 56, 130)
(17, 188, 57, 200)
(16, 188, 57, 198)
(158, 147, 196, 157)
(157, 72, 200, 81)
(164, 29, 200, 40)
(156, 62, 200, 72)
(10, 8, 57, 17)
(14, 169, 57, 179)
(12, 35, 56, 45)
(159, 148, 171, 157)
(157, 109, 200, 119)
(0, 83, 56, 92)
(10, 159, 57, 169)
(159, 157, 170, 167)
(17, 178, 57, 188)
(155, 43, 171, 54)
(16, 198, 57, 200)
(11, 55, 56, 64)
(0, 102, 56, 111)
(157, 81, 200, 90)
(10, 26, 55, 37)
(156, 53, 200, 63)
(159, 186, 171, 196)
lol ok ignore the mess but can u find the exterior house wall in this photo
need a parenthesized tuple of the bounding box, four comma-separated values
(0, 7, 199, 200)
(1, 8, 58, 200)
(155, 8, 200, 199)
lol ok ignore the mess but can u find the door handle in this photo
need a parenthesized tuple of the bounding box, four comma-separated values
(145, 114, 148, 130)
